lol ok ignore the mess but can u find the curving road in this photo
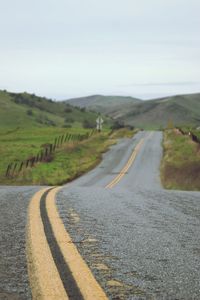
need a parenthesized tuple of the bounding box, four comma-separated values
(56, 131, 200, 300)
(0, 131, 200, 300)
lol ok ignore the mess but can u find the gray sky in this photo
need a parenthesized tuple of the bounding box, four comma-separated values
(0, 0, 200, 99)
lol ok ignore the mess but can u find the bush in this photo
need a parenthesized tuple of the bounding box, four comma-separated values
(64, 107, 72, 113)
(82, 119, 95, 129)
(111, 121, 125, 130)
(65, 117, 74, 123)
(62, 124, 72, 128)
(27, 109, 33, 116)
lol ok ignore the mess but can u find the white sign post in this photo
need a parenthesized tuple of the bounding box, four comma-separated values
(96, 116, 104, 132)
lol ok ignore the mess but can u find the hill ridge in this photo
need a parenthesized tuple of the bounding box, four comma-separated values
(67, 93, 200, 129)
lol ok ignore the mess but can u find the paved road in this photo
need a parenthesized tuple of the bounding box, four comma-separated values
(56, 131, 200, 300)
(0, 131, 200, 299)
(0, 187, 40, 300)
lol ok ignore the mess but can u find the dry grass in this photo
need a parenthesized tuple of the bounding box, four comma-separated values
(161, 129, 200, 191)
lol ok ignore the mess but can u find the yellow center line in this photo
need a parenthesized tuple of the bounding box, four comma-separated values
(26, 187, 69, 300)
(46, 187, 108, 300)
(27, 187, 108, 300)
(26, 131, 153, 299)
(105, 137, 146, 189)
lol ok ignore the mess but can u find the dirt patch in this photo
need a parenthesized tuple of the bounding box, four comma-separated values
(163, 161, 200, 190)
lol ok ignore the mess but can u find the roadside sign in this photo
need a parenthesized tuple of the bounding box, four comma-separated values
(96, 116, 104, 131)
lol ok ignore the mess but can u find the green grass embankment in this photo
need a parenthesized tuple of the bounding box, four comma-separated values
(161, 129, 200, 191)
(0, 127, 136, 186)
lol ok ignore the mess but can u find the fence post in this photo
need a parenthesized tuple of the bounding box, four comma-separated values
(61, 135, 64, 145)
(12, 162, 18, 176)
(5, 163, 11, 177)
(36, 153, 40, 163)
(54, 138, 57, 150)
(40, 151, 44, 162)
(64, 133, 69, 142)
(45, 147, 48, 157)
(19, 162, 24, 173)
(49, 144, 53, 154)
(31, 157, 35, 167)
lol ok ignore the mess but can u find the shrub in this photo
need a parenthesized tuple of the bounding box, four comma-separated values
(27, 109, 33, 116)
(65, 117, 74, 123)
(64, 107, 72, 113)
(63, 124, 72, 128)
(82, 119, 95, 129)
(111, 121, 125, 130)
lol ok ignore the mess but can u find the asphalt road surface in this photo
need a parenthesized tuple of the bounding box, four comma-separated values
(0, 187, 40, 299)
(0, 131, 200, 300)
(56, 131, 200, 300)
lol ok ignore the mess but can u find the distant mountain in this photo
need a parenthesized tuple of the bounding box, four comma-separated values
(67, 93, 200, 129)
(119, 93, 200, 129)
(66, 95, 141, 117)
(2, 90, 199, 130)
(0, 90, 100, 129)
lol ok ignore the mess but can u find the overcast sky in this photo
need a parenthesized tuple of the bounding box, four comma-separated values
(0, 0, 200, 99)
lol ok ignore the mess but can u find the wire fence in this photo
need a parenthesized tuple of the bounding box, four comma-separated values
(5, 130, 96, 178)
(177, 128, 200, 144)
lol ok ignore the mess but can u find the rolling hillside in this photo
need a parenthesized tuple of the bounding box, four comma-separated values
(119, 93, 200, 129)
(67, 93, 200, 129)
(0, 90, 104, 129)
(66, 95, 141, 117)
(2, 90, 199, 130)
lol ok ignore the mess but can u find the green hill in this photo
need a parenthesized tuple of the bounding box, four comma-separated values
(67, 93, 200, 129)
(0, 90, 114, 185)
(2, 90, 199, 130)
(0, 90, 105, 130)
(119, 93, 200, 129)
(66, 95, 141, 117)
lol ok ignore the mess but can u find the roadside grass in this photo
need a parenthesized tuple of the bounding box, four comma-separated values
(0, 127, 135, 185)
(0, 127, 89, 183)
(161, 129, 200, 191)
(0, 127, 137, 185)
(18, 133, 116, 185)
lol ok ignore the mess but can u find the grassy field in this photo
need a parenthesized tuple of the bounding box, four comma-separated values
(0, 89, 117, 185)
(161, 129, 200, 191)
(0, 126, 136, 186)
(0, 127, 107, 185)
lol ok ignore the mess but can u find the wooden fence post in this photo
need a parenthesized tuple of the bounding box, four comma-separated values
(45, 147, 48, 157)
(31, 157, 35, 167)
(19, 162, 24, 173)
(5, 163, 11, 177)
(40, 151, 44, 162)
(12, 162, 18, 176)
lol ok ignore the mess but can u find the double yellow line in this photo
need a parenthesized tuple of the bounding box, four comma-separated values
(105, 138, 144, 189)
(27, 135, 146, 299)
(27, 187, 108, 300)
